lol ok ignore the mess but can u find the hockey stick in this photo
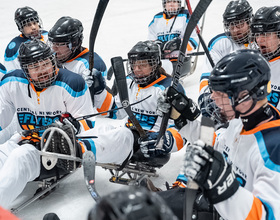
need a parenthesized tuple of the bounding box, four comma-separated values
(20, 95, 151, 137)
(184, 116, 215, 220)
(186, 0, 215, 70)
(83, 151, 101, 201)
(89, 0, 110, 72)
(111, 56, 148, 139)
(156, 0, 213, 146)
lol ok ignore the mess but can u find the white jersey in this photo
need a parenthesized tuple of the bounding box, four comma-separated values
(113, 74, 186, 152)
(148, 10, 199, 51)
(199, 33, 250, 94)
(0, 68, 134, 208)
(0, 68, 95, 135)
(61, 47, 113, 114)
(180, 106, 280, 219)
(3, 31, 48, 73)
(267, 56, 280, 110)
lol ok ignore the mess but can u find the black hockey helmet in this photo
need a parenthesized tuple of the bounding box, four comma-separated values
(48, 16, 84, 47)
(128, 40, 161, 86)
(251, 6, 280, 34)
(223, 0, 252, 23)
(209, 49, 271, 107)
(18, 39, 57, 89)
(14, 6, 42, 33)
(88, 187, 178, 220)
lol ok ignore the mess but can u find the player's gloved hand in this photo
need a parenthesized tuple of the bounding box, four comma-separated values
(183, 140, 239, 204)
(59, 112, 81, 134)
(86, 68, 106, 96)
(157, 87, 201, 128)
(139, 131, 174, 158)
(154, 40, 166, 55)
(162, 37, 181, 56)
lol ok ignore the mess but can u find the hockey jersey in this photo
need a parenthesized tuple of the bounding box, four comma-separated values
(180, 105, 280, 219)
(3, 31, 48, 73)
(148, 10, 198, 51)
(199, 32, 250, 95)
(267, 56, 280, 110)
(62, 47, 113, 114)
(0, 68, 96, 137)
(0, 63, 6, 80)
(113, 74, 186, 152)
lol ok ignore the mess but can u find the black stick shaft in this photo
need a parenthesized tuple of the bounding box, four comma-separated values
(89, 0, 110, 72)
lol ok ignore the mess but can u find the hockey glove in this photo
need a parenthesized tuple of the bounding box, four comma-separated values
(157, 87, 201, 128)
(183, 140, 239, 204)
(59, 112, 81, 134)
(139, 131, 174, 158)
(162, 37, 181, 59)
(86, 68, 106, 98)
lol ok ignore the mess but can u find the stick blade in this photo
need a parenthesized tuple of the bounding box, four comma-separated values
(83, 151, 100, 201)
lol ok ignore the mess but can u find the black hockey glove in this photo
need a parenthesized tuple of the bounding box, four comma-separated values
(59, 112, 81, 134)
(139, 131, 174, 158)
(157, 87, 201, 129)
(87, 68, 106, 98)
(183, 140, 239, 204)
(162, 37, 181, 58)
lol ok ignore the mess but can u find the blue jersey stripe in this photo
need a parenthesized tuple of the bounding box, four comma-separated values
(54, 81, 88, 98)
(255, 131, 280, 172)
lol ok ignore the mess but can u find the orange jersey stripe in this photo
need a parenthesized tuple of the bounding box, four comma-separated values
(199, 80, 209, 92)
(241, 104, 280, 135)
(80, 119, 90, 131)
(167, 128, 184, 151)
(66, 48, 89, 63)
(245, 196, 263, 220)
(97, 92, 113, 115)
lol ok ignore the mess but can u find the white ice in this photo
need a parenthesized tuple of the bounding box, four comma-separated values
(0, 0, 276, 219)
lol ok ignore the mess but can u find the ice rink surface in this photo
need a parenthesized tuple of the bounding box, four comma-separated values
(0, 0, 276, 219)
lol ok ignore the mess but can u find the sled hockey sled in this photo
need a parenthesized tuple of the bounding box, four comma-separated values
(11, 125, 82, 214)
(97, 150, 170, 186)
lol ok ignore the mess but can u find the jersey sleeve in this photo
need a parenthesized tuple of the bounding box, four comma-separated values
(0, 80, 16, 130)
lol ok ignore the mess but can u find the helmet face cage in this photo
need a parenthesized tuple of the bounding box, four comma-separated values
(224, 17, 251, 44)
(250, 31, 280, 60)
(127, 57, 160, 85)
(22, 54, 57, 89)
(162, 0, 182, 17)
(48, 41, 73, 63)
(14, 6, 43, 39)
(48, 17, 84, 63)
(199, 91, 228, 125)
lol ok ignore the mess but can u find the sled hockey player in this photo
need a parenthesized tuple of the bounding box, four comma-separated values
(0, 40, 133, 209)
(48, 16, 112, 114)
(113, 40, 200, 160)
(198, 0, 253, 127)
(4, 6, 48, 72)
(251, 6, 280, 110)
(151, 49, 280, 219)
(147, 0, 199, 76)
